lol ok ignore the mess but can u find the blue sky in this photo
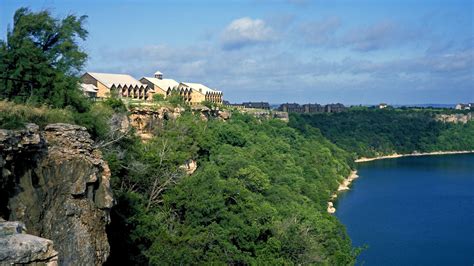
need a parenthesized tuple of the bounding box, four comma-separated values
(1, 0, 473, 104)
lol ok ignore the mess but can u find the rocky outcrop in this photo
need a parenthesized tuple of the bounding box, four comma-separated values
(129, 106, 185, 139)
(191, 106, 231, 121)
(272, 111, 289, 122)
(435, 113, 473, 124)
(0, 220, 58, 265)
(129, 106, 232, 139)
(180, 159, 198, 175)
(0, 123, 113, 265)
(327, 171, 358, 214)
(327, 202, 336, 214)
(240, 109, 289, 122)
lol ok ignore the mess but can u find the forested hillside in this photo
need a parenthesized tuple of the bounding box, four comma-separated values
(1, 100, 359, 264)
(289, 109, 474, 158)
(105, 112, 357, 265)
(0, 8, 359, 265)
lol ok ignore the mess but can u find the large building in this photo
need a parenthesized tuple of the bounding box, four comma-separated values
(80, 72, 151, 100)
(80, 70, 223, 105)
(325, 103, 346, 113)
(278, 103, 304, 113)
(455, 103, 473, 110)
(303, 103, 324, 113)
(177, 82, 223, 105)
(139, 71, 179, 98)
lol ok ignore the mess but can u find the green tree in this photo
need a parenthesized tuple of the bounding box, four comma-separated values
(0, 8, 89, 111)
(289, 109, 474, 157)
(166, 91, 185, 107)
(152, 93, 165, 102)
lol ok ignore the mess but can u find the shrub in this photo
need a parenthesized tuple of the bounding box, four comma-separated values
(167, 91, 185, 107)
(73, 103, 114, 139)
(202, 100, 216, 109)
(152, 93, 165, 102)
(103, 97, 127, 113)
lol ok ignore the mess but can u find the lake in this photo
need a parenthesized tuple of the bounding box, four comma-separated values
(335, 154, 474, 266)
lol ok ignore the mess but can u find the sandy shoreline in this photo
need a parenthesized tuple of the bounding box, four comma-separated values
(355, 150, 474, 163)
(327, 150, 474, 213)
(327, 170, 358, 214)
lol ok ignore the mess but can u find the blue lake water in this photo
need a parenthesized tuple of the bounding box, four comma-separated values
(335, 154, 474, 266)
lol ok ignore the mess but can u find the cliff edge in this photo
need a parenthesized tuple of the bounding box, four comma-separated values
(0, 123, 113, 265)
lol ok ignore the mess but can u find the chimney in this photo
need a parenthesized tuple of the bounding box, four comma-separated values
(154, 71, 163, 80)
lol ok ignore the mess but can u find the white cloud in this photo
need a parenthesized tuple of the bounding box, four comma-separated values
(220, 17, 276, 50)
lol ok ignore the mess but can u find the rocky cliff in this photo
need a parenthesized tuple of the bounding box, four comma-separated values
(238, 109, 289, 122)
(435, 113, 473, 124)
(0, 123, 113, 265)
(129, 106, 231, 139)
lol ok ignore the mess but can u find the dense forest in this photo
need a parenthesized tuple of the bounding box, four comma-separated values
(0, 100, 359, 264)
(289, 109, 474, 158)
(104, 112, 357, 265)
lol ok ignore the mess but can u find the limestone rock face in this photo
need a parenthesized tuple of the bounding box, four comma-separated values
(0, 123, 113, 265)
(0, 220, 58, 266)
(129, 106, 183, 136)
(272, 111, 289, 122)
(180, 159, 198, 175)
(435, 113, 473, 124)
(129, 106, 232, 139)
(191, 106, 232, 121)
(217, 110, 231, 120)
(240, 109, 289, 122)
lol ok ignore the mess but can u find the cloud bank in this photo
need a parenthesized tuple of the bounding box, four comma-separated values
(87, 11, 473, 104)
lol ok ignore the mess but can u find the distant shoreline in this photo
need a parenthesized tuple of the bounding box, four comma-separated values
(355, 150, 474, 163)
(328, 150, 474, 213)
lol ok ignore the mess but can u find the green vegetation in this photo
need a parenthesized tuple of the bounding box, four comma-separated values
(202, 100, 218, 109)
(105, 112, 357, 265)
(166, 91, 186, 107)
(102, 92, 127, 113)
(289, 108, 474, 158)
(145, 91, 190, 109)
(0, 8, 89, 111)
(0, 100, 76, 130)
(152, 93, 165, 102)
(0, 8, 129, 141)
(0, 100, 120, 140)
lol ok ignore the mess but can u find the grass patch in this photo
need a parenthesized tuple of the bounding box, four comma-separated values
(0, 100, 115, 140)
(0, 100, 74, 129)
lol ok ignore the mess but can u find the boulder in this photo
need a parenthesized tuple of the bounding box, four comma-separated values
(180, 159, 198, 175)
(0, 220, 58, 266)
(218, 110, 231, 120)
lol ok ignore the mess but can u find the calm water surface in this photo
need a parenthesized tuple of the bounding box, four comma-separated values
(336, 154, 474, 266)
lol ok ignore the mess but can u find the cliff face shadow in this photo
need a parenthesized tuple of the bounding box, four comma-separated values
(0, 136, 47, 220)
